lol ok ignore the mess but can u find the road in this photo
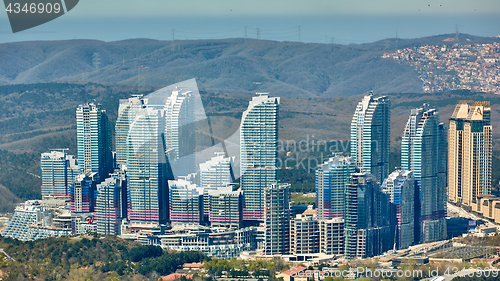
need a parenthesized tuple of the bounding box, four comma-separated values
(0, 248, 14, 261)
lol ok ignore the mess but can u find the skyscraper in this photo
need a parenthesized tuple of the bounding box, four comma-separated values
(115, 95, 144, 168)
(240, 93, 279, 221)
(164, 88, 196, 176)
(381, 170, 415, 249)
(76, 102, 113, 182)
(96, 170, 127, 235)
(401, 105, 447, 243)
(70, 173, 97, 213)
(264, 183, 291, 255)
(40, 151, 78, 199)
(316, 156, 356, 220)
(448, 101, 492, 206)
(350, 93, 390, 184)
(344, 173, 391, 260)
(126, 105, 173, 224)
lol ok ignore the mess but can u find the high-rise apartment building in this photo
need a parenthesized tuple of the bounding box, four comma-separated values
(115, 95, 144, 167)
(448, 102, 492, 206)
(127, 105, 173, 224)
(401, 105, 447, 243)
(207, 186, 243, 228)
(169, 179, 203, 225)
(319, 218, 345, 256)
(95, 170, 127, 235)
(70, 173, 97, 213)
(200, 154, 235, 221)
(264, 183, 290, 255)
(381, 170, 415, 249)
(344, 173, 392, 260)
(290, 215, 319, 255)
(316, 156, 356, 220)
(76, 102, 113, 182)
(40, 151, 78, 199)
(350, 93, 390, 184)
(240, 94, 279, 221)
(164, 88, 196, 176)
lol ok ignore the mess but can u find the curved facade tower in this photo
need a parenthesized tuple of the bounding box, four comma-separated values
(240, 93, 279, 222)
(115, 95, 144, 168)
(350, 93, 390, 184)
(127, 105, 173, 224)
(316, 156, 355, 220)
(401, 105, 447, 243)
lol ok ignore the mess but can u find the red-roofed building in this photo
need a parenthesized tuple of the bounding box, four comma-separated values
(161, 273, 193, 281)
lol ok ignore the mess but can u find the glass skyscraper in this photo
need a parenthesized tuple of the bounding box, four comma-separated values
(381, 170, 415, 249)
(126, 105, 173, 224)
(316, 156, 355, 220)
(401, 105, 447, 243)
(164, 88, 196, 176)
(240, 93, 279, 221)
(350, 93, 390, 184)
(76, 102, 113, 182)
(115, 95, 144, 168)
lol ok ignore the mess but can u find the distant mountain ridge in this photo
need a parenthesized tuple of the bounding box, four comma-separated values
(0, 34, 497, 97)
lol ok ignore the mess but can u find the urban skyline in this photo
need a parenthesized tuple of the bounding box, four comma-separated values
(1, 84, 496, 265)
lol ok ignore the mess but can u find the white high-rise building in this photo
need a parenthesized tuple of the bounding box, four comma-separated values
(76, 102, 113, 182)
(115, 95, 144, 167)
(127, 105, 172, 224)
(41, 151, 78, 199)
(164, 88, 196, 176)
(350, 93, 390, 184)
(240, 93, 279, 221)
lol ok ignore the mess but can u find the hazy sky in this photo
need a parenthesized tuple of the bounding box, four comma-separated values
(0, 0, 499, 44)
(65, 0, 500, 17)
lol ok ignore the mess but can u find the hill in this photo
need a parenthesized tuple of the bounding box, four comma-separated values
(1, 34, 497, 97)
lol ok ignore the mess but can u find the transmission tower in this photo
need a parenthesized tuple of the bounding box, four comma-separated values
(92, 52, 100, 73)
(298, 25, 301, 42)
(245, 26, 247, 39)
(171, 29, 176, 51)
(137, 66, 145, 92)
(455, 24, 460, 45)
(256, 28, 260, 40)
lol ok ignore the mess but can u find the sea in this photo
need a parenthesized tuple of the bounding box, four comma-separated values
(0, 14, 499, 45)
